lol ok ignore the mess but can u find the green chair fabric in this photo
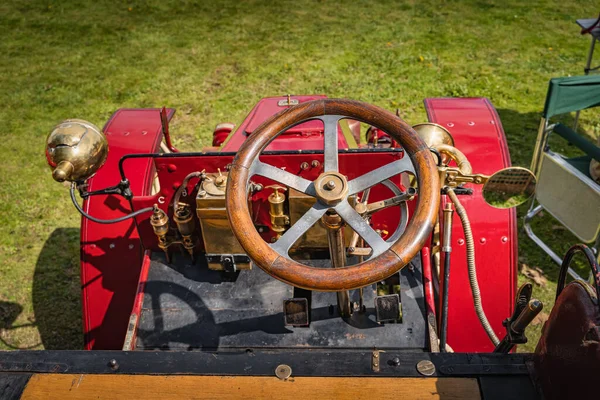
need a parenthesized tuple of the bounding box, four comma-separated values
(553, 124, 600, 162)
(565, 155, 593, 178)
(543, 75, 600, 119)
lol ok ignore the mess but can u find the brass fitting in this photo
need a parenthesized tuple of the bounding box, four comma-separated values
(174, 202, 195, 257)
(442, 203, 454, 253)
(267, 185, 290, 235)
(434, 144, 473, 175)
(150, 205, 171, 260)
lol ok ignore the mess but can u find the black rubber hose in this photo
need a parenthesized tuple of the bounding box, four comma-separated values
(70, 184, 153, 224)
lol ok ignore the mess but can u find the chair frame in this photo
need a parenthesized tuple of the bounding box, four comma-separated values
(525, 116, 600, 280)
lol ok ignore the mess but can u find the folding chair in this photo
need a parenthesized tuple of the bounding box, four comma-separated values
(525, 75, 600, 279)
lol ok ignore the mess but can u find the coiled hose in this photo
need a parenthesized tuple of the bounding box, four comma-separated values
(447, 188, 500, 346)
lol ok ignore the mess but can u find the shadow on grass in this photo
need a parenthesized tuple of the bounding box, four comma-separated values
(33, 228, 83, 349)
(0, 301, 39, 349)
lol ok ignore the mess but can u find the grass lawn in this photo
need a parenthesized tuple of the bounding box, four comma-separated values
(0, 0, 597, 352)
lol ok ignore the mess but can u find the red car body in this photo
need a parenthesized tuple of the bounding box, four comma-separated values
(80, 96, 515, 352)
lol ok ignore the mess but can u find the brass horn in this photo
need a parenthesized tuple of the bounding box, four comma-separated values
(412, 123, 454, 148)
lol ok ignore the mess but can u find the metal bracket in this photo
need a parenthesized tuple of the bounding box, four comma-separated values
(77, 179, 133, 200)
(277, 95, 299, 107)
(371, 350, 382, 372)
(204, 254, 250, 273)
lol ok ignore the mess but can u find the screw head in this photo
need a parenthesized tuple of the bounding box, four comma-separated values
(275, 364, 292, 380)
(416, 360, 435, 376)
(392, 357, 401, 366)
(325, 180, 336, 190)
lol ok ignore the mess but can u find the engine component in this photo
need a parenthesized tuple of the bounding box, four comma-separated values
(267, 185, 290, 237)
(196, 171, 251, 270)
(174, 203, 196, 258)
(150, 205, 171, 262)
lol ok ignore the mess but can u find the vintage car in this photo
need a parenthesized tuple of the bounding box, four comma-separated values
(1, 89, 598, 399)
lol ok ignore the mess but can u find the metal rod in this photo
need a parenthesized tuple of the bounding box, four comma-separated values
(439, 203, 454, 353)
(523, 203, 585, 281)
(325, 212, 352, 317)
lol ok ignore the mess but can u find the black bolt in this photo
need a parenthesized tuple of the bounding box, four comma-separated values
(108, 359, 119, 370)
(392, 357, 401, 366)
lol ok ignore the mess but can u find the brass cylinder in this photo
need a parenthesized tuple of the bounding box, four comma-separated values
(150, 205, 170, 247)
(174, 204, 195, 237)
(268, 186, 288, 234)
(174, 203, 195, 256)
(442, 203, 454, 253)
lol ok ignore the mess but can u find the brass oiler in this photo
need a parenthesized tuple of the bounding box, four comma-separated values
(174, 202, 196, 257)
(150, 205, 171, 261)
(267, 185, 290, 237)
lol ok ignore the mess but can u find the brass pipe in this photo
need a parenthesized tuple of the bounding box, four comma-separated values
(434, 144, 473, 175)
(323, 212, 352, 318)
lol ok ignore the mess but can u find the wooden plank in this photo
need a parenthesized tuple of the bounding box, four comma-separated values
(21, 374, 480, 400)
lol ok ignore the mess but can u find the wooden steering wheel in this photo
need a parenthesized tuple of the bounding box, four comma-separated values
(226, 99, 439, 291)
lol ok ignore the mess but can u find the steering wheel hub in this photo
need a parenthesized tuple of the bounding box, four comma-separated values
(314, 171, 348, 206)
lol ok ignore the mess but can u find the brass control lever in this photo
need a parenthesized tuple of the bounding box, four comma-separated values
(494, 283, 543, 353)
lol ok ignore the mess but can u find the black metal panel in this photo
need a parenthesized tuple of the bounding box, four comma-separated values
(0, 350, 532, 378)
(0, 373, 31, 400)
(135, 253, 426, 351)
(479, 376, 540, 400)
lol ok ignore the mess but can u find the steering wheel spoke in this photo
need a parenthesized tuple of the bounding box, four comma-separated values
(250, 160, 316, 196)
(348, 157, 415, 195)
(271, 202, 328, 256)
(334, 200, 390, 258)
(319, 115, 343, 172)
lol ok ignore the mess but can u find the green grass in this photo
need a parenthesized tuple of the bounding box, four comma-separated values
(0, 0, 597, 351)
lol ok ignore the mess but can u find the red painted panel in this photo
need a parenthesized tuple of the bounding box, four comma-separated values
(221, 95, 350, 152)
(80, 108, 172, 349)
(424, 98, 517, 352)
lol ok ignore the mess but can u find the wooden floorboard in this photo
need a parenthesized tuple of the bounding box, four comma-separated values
(21, 374, 481, 399)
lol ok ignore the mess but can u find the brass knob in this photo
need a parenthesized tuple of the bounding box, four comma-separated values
(52, 160, 75, 183)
